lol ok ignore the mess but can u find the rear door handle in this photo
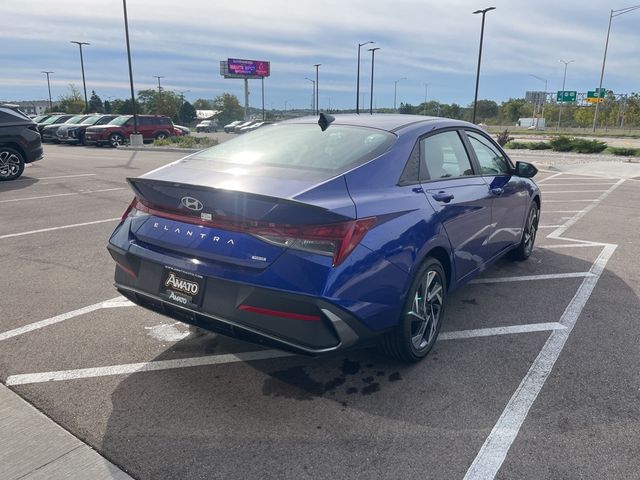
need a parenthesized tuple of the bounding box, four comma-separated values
(490, 187, 504, 196)
(432, 192, 455, 203)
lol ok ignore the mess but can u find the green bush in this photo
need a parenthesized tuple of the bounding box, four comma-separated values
(505, 141, 528, 149)
(549, 136, 575, 152)
(527, 141, 552, 150)
(152, 136, 219, 149)
(153, 138, 171, 146)
(571, 138, 607, 154)
(609, 147, 639, 156)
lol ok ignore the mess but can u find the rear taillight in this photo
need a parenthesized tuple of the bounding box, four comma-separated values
(252, 218, 376, 266)
(123, 198, 375, 266)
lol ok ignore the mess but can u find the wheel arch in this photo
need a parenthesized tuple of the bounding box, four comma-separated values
(424, 246, 452, 291)
(0, 142, 26, 160)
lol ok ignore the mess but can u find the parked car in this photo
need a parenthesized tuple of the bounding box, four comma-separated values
(0, 104, 43, 180)
(108, 114, 541, 362)
(173, 125, 190, 136)
(238, 121, 267, 134)
(41, 114, 93, 143)
(84, 115, 176, 147)
(223, 120, 243, 133)
(231, 120, 256, 133)
(56, 114, 118, 145)
(196, 120, 217, 133)
(36, 114, 75, 136)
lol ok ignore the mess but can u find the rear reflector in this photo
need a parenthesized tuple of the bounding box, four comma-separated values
(122, 198, 376, 266)
(238, 305, 321, 322)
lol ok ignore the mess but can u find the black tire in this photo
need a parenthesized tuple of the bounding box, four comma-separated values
(109, 133, 124, 148)
(155, 131, 169, 140)
(80, 133, 88, 146)
(381, 257, 446, 363)
(511, 202, 539, 261)
(0, 147, 25, 181)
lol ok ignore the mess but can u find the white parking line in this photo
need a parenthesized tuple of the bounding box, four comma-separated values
(548, 179, 625, 239)
(8, 173, 97, 182)
(541, 243, 603, 249)
(4, 322, 568, 386)
(439, 323, 565, 340)
(543, 210, 584, 213)
(539, 190, 608, 194)
(538, 225, 564, 228)
(0, 218, 120, 240)
(470, 272, 593, 284)
(544, 199, 599, 203)
(538, 183, 617, 186)
(536, 173, 563, 183)
(0, 297, 130, 342)
(463, 243, 617, 480)
(0, 187, 125, 203)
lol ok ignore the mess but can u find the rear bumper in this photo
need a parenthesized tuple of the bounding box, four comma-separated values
(108, 246, 373, 355)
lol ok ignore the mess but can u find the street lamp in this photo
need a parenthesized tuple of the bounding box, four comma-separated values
(592, 4, 640, 132)
(471, 6, 496, 124)
(313, 64, 321, 115)
(356, 41, 374, 114)
(41, 71, 54, 111)
(393, 77, 407, 111)
(557, 59, 574, 129)
(368, 47, 380, 114)
(122, 0, 138, 135)
(305, 77, 316, 112)
(529, 74, 548, 129)
(424, 82, 429, 106)
(70, 41, 90, 113)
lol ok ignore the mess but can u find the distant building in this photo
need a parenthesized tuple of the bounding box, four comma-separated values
(0, 100, 56, 116)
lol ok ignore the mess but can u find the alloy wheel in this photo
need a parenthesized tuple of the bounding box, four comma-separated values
(523, 206, 538, 255)
(0, 150, 22, 179)
(408, 269, 444, 350)
(110, 134, 124, 147)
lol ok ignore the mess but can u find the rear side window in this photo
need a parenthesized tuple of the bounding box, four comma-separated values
(466, 131, 511, 175)
(159, 117, 171, 125)
(420, 131, 474, 181)
(187, 124, 395, 181)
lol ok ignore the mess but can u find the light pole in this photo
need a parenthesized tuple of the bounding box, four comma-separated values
(70, 41, 90, 113)
(368, 47, 380, 114)
(176, 89, 190, 104)
(557, 59, 574, 129)
(313, 64, 321, 114)
(472, 7, 496, 124)
(153, 76, 164, 114)
(356, 41, 374, 114)
(529, 74, 548, 129)
(393, 77, 407, 111)
(41, 71, 54, 111)
(592, 4, 640, 132)
(305, 77, 316, 112)
(122, 0, 138, 135)
(424, 82, 429, 107)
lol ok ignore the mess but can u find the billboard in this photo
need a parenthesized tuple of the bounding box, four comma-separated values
(223, 58, 270, 78)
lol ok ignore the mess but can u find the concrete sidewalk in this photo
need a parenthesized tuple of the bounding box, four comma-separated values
(1, 384, 133, 480)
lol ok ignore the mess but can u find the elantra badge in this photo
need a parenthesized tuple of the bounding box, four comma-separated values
(181, 196, 203, 211)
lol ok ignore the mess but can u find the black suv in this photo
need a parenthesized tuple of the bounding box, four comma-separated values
(0, 104, 43, 181)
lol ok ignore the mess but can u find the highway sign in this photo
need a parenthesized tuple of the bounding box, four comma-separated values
(556, 91, 577, 102)
(586, 97, 604, 103)
(587, 89, 606, 99)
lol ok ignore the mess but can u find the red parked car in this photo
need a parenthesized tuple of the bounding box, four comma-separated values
(84, 115, 181, 147)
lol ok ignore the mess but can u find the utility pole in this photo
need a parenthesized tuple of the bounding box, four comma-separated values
(153, 75, 164, 114)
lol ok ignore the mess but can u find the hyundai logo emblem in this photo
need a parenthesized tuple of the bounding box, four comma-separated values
(180, 196, 203, 211)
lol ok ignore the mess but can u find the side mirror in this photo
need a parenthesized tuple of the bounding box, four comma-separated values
(515, 161, 538, 178)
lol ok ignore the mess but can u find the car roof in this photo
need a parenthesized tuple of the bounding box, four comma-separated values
(280, 113, 475, 133)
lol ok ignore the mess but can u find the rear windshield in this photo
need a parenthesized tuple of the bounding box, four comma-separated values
(32, 115, 48, 122)
(82, 116, 102, 125)
(66, 115, 89, 124)
(109, 116, 131, 126)
(41, 115, 62, 125)
(187, 124, 395, 178)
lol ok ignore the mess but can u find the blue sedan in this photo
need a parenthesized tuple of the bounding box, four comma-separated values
(108, 114, 540, 362)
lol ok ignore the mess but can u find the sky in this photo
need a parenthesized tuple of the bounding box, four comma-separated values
(1, 1, 638, 110)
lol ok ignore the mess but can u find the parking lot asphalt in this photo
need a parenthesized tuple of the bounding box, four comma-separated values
(1, 144, 639, 479)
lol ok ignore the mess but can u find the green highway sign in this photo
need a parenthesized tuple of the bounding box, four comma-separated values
(556, 90, 577, 102)
(587, 89, 606, 99)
